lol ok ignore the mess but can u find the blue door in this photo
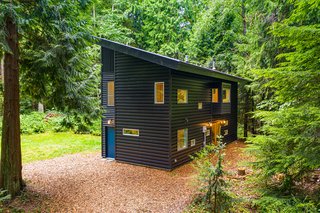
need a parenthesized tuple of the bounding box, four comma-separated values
(107, 127, 115, 158)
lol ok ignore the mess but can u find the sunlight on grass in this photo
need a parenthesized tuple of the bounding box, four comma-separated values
(21, 132, 100, 164)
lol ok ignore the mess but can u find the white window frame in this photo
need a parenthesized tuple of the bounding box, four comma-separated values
(222, 83, 231, 103)
(177, 89, 188, 104)
(154, 82, 165, 104)
(122, 128, 140, 137)
(177, 128, 188, 151)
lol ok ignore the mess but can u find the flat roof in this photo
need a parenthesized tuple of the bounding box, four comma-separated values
(98, 38, 250, 83)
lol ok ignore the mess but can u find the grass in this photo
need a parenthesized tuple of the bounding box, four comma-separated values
(21, 132, 100, 164)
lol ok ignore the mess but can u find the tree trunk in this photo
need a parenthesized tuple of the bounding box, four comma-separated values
(0, 11, 23, 197)
(241, 0, 247, 35)
(250, 90, 255, 135)
(243, 90, 249, 138)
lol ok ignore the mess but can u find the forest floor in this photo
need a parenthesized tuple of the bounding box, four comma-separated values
(4, 141, 254, 212)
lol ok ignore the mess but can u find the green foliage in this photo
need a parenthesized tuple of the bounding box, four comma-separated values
(186, 0, 242, 72)
(191, 137, 234, 212)
(127, 0, 203, 58)
(248, 0, 320, 193)
(4, 111, 101, 135)
(248, 107, 320, 190)
(253, 195, 319, 213)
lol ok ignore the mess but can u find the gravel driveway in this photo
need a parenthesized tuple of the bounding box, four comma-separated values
(15, 153, 196, 212)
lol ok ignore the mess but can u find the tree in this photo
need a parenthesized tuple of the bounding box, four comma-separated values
(248, 0, 320, 191)
(192, 137, 233, 212)
(0, 0, 98, 197)
(0, 2, 22, 197)
(127, 0, 204, 59)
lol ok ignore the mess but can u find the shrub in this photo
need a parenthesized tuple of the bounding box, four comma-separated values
(191, 136, 234, 212)
(20, 112, 46, 134)
(253, 195, 319, 213)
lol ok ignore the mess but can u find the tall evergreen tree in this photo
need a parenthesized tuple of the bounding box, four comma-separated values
(0, 0, 97, 197)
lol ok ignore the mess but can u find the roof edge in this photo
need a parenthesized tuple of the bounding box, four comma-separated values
(98, 37, 250, 83)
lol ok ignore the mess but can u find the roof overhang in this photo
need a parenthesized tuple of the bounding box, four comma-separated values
(98, 38, 250, 83)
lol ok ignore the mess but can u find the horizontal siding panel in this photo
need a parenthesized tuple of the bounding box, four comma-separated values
(170, 71, 238, 169)
(115, 52, 170, 169)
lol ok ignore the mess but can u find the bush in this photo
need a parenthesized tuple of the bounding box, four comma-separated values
(190, 137, 234, 212)
(20, 112, 46, 134)
(253, 195, 319, 213)
(0, 111, 101, 135)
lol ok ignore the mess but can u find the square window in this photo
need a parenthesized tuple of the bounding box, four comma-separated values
(222, 83, 231, 103)
(177, 128, 188, 151)
(177, 89, 188, 104)
(212, 88, 219, 103)
(198, 102, 203, 110)
(191, 139, 196, 147)
(154, 82, 164, 104)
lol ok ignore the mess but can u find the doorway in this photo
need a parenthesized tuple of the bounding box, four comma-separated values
(106, 127, 115, 158)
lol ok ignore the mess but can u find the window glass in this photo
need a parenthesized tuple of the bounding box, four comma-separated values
(123, 128, 139, 136)
(177, 89, 188, 103)
(198, 102, 203, 110)
(154, 82, 164, 104)
(212, 88, 219, 103)
(177, 128, 188, 151)
(222, 83, 231, 103)
(108, 81, 114, 106)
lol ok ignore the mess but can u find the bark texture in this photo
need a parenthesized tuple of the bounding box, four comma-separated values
(0, 12, 23, 197)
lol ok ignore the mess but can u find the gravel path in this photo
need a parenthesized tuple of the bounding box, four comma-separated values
(15, 153, 196, 212)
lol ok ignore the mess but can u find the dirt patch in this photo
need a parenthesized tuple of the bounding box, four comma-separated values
(7, 141, 249, 212)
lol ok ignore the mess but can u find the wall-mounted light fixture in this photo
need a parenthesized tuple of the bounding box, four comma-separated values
(107, 119, 114, 125)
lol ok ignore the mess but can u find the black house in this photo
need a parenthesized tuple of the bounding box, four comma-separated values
(99, 39, 248, 170)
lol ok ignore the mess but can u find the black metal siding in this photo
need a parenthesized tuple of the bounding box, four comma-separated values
(101, 47, 115, 157)
(170, 71, 238, 168)
(114, 52, 171, 169)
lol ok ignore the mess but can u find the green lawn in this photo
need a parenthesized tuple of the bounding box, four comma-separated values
(21, 132, 100, 164)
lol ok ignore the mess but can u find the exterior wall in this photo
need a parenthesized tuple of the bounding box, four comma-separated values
(170, 71, 238, 168)
(114, 52, 171, 169)
(101, 46, 238, 170)
(101, 47, 115, 157)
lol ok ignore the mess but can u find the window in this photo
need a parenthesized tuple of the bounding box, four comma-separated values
(177, 89, 188, 104)
(191, 139, 196, 147)
(123, 128, 139, 136)
(198, 102, 203, 110)
(177, 128, 188, 151)
(212, 88, 219, 103)
(107, 81, 115, 106)
(154, 82, 164, 104)
(222, 83, 231, 103)
(206, 129, 211, 137)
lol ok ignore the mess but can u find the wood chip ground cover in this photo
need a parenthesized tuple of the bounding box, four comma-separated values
(6, 141, 252, 212)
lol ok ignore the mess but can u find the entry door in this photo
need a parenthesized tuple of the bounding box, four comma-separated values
(107, 127, 115, 158)
(212, 122, 221, 145)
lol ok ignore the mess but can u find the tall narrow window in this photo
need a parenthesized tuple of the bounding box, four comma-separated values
(212, 88, 219, 103)
(154, 82, 164, 104)
(222, 83, 231, 103)
(108, 81, 114, 106)
(177, 128, 188, 151)
(177, 89, 188, 104)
